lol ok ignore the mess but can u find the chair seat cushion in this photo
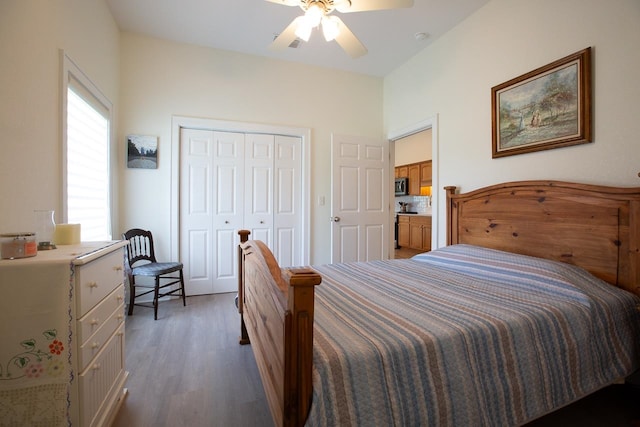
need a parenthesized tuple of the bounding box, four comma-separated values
(132, 262, 183, 276)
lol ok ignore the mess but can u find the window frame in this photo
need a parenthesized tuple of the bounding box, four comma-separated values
(60, 50, 115, 240)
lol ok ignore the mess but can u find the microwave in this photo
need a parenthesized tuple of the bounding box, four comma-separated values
(395, 177, 408, 196)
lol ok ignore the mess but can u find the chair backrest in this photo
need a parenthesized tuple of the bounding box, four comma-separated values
(122, 228, 158, 270)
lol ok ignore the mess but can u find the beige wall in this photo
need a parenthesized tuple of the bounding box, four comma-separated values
(384, 0, 640, 247)
(0, 0, 120, 232)
(395, 129, 432, 166)
(117, 33, 384, 263)
(3, 0, 638, 264)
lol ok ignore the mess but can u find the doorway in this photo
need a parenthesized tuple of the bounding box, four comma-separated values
(388, 115, 439, 256)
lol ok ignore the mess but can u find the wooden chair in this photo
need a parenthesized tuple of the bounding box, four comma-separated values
(122, 228, 186, 320)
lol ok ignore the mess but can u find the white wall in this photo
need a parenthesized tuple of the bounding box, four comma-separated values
(0, 0, 120, 232)
(384, 0, 640, 248)
(395, 129, 432, 165)
(5, 0, 636, 264)
(117, 33, 384, 263)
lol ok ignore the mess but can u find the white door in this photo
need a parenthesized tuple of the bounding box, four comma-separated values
(331, 134, 389, 263)
(179, 128, 215, 296)
(180, 129, 303, 295)
(180, 129, 245, 295)
(211, 131, 245, 294)
(244, 134, 301, 268)
(244, 134, 274, 248)
(273, 135, 302, 267)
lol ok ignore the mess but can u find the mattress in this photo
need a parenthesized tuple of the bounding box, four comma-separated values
(306, 244, 640, 426)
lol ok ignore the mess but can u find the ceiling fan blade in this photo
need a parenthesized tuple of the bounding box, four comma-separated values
(335, 0, 413, 13)
(264, 0, 301, 6)
(333, 17, 367, 58)
(269, 16, 305, 51)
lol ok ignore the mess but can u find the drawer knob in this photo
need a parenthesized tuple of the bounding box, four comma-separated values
(88, 281, 98, 289)
(116, 295, 124, 302)
(92, 363, 101, 370)
(90, 319, 100, 326)
(91, 342, 100, 349)
(113, 266, 123, 271)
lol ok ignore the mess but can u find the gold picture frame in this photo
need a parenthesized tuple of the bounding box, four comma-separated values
(491, 47, 592, 158)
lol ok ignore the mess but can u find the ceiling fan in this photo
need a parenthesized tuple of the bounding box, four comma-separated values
(267, 0, 414, 58)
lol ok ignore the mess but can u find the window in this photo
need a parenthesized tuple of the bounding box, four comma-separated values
(62, 52, 113, 241)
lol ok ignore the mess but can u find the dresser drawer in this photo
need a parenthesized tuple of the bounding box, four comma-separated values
(78, 302, 125, 371)
(78, 284, 125, 346)
(76, 249, 124, 317)
(79, 323, 125, 427)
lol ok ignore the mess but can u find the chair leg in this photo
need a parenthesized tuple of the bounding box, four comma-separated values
(154, 276, 160, 320)
(179, 269, 186, 307)
(128, 276, 135, 316)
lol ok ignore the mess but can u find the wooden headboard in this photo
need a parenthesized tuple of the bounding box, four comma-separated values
(445, 180, 640, 296)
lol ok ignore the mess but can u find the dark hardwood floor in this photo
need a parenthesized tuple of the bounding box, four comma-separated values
(113, 293, 640, 427)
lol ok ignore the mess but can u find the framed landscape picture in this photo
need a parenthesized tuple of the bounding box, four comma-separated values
(491, 47, 592, 158)
(127, 134, 158, 169)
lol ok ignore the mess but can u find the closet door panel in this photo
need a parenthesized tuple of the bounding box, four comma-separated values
(244, 134, 274, 249)
(180, 128, 214, 295)
(211, 131, 245, 294)
(274, 135, 302, 267)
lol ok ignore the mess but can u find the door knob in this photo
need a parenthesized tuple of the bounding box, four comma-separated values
(331, 216, 341, 222)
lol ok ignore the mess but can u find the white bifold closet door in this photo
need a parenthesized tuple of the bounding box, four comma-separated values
(180, 128, 302, 295)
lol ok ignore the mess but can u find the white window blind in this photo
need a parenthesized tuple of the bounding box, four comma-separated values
(65, 78, 112, 241)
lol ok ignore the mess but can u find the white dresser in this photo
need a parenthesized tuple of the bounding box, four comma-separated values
(0, 241, 128, 426)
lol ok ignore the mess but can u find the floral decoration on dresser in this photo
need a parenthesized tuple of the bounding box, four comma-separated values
(1, 329, 66, 380)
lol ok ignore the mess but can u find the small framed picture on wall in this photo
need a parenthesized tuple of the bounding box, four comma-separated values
(127, 134, 158, 169)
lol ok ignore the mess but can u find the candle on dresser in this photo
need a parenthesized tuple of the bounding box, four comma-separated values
(54, 223, 81, 245)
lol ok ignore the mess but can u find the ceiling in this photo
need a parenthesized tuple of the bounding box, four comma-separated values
(105, 0, 489, 77)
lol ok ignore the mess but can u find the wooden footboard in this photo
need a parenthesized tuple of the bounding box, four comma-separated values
(238, 231, 321, 427)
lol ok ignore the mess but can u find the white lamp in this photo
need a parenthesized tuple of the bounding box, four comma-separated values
(295, 21, 313, 41)
(322, 15, 340, 41)
(296, 3, 340, 42)
(304, 3, 323, 27)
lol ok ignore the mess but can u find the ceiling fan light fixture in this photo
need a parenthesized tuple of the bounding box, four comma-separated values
(294, 21, 313, 41)
(268, 0, 413, 58)
(303, 3, 324, 28)
(322, 16, 340, 41)
(333, 0, 352, 12)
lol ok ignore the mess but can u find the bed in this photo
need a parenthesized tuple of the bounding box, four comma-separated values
(236, 180, 640, 427)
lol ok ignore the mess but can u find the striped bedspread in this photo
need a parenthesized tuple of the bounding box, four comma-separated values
(306, 244, 640, 426)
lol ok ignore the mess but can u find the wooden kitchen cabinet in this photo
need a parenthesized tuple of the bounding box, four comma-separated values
(395, 166, 408, 178)
(420, 161, 432, 186)
(395, 161, 432, 194)
(398, 215, 410, 248)
(408, 164, 420, 195)
(399, 215, 431, 251)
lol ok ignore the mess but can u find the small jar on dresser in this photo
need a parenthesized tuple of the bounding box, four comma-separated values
(0, 241, 128, 426)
